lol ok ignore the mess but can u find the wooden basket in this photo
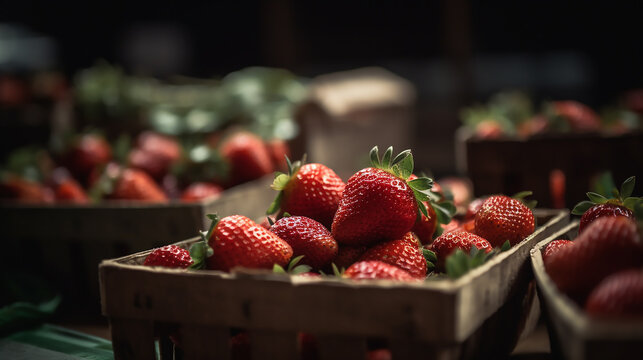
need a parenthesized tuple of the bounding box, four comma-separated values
(530, 221, 643, 360)
(0, 176, 274, 316)
(99, 209, 568, 360)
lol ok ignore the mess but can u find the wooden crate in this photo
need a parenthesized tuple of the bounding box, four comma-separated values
(0, 176, 275, 316)
(99, 209, 568, 360)
(455, 128, 643, 208)
(530, 221, 643, 360)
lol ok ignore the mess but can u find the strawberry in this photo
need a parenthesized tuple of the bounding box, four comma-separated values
(180, 182, 223, 202)
(63, 133, 112, 185)
(475, 120, 503, 139)
(474, 193, 535, 247)
(265, 138, 290, 172)
(220, 131, 274, 186)
(97, 164, 168, 202)
(331, 146, 433, 246)
(548, 101, 600, 132)
(408, 175, 455, 245)
(441, 219, 461, 233)
(465, 197, 487, 221)
(129, 131, 182, 180)
(358, 234, 427, 278)
(207, 215, 293, 272)
(549, 169, 566, 209)
(572, 176, 640, 233)
(143, 245, 193, 268)
(267, 158, 345, 229)
(269, 216, 338, 270)
(332, 245, 367, 270)
(367, 349, 392, 360)
(439, 177, 472, 208)
(0, 175, 54, 203)
(344, 260, 416, 281)
(50, 167, 89, 204)
(542, 239, 573, 263)
(545, 216, 643, 301)
(585, 269, 643, 316)
(429, 230, 492, 271)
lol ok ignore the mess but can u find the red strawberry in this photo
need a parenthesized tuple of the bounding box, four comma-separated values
(412, 201, 438, 245)
(542, 239, 573, 263)
(129, 131, 182, 180)
(461, 219, 476, 233)
(474, 195, 535, 247)
(0, 175, 54, 203)
(549, 169, 566, 209)
(268, 160, 345, 229)
(105, 166, 169, 202)
(265, 138, 291, 172)
(572, 176, 640, 233)
(63, 133, 112, 185)
(143, 245, 193, 268)
(50, 168, 88, 204)
(475, 120, 503, 139)
(220, 132, 274, 186)
(585, 269, 643, 316)
(545, 216, 643, 301)
(550, 101, 600, 132)
(269, 216, 338, 270)
(207, 215, 293, 272)
(180, 182, 223, 202)
(332, 147, 432, 246)
(465, 197, 487, 221)
(344, 260, 416, 281)
(429, 230, 492, 271)
(441, 218, 461, 233)
(332, 245, 367, 270)
(358, 234, 427, 278)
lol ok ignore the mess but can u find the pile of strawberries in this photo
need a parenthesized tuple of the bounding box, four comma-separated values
(0, 130, 288, 204)
(144, 146, 537, 282)
(544, 176, 643, 317)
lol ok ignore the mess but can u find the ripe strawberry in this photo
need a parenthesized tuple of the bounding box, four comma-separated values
(585, 270, 643, 316)
(429, 230, 492, 271)
(549, 169, 566, 209)
(542, 239, 573, 263)
(549, 101, 600, 132)
(572, 176, 641, 233)
(332, 146, 433, 246)
(269, 216, 338, 270)
(441, 218, 461, 233)
(474, 194, 535, 247)
(358, 234, 427, 278)
(143, 245, 193, 268)
(63, 133, 112, 185)
(465, 197, 487, 221)
(332, 245, 367, 270)
(180, 182, 223, 202)
(475, 120, 503, 139)
(461, 219, 475, 233)
(101, 165, 168, 202)
(207, 215, 293, 272)
(129, 131, 182, 180)
(50, 167, 88, 204)
(344, 260, 416, 281)
(220, 132, 274, 186)
(265, 138, 290, 172)
(0, 175, 54, 203)
(545, 216, 643, 301)
(268, 159, 345, 229)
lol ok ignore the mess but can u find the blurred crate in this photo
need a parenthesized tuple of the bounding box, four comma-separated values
(99, 209, 568, 360)
(531, 221, 643, 360)
(0, 176, 274, 316)
(296, 67, 415, 180)
(455, 128, 643, 208)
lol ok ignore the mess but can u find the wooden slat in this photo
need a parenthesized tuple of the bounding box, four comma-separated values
(180, 324, 230, 360)
(250, 330, 298, 360)
(109, 318, 155, 360)
(317, 335, 366, 360)
(390, 339, 461, 360)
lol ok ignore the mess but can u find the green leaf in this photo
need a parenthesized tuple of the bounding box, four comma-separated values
(266, 192, 283, 215)
(417, 199, 429, 219)
(285, 156, 293, 176)
(591, 171, 616, 197)
(291, 265, 312, 275)
(331, 263, 343, 277)
(423, 248, 437, 263)
(524, 199, 538, 210)
(571, 200, 594, 215)
(408, 177, 433, 191)
(288, 255, 304, 271)
(189, 241, 213, 270)
(391, 149, 411, 166)
(271, 173, 291, 191)
(203, 214, 219, 242)
(369, 146, 380, 168)
(273, 264, 286, 273)
(445, 250, 469, 279)
(620, 176, 636, 199)
(413, 189, 430, 202)
(500, 240, 511, 252)
(587, 192, 608, 204)
(512, 191, 533, 200)
(382, 147, 393, 169)
(623, 197, 643, 211)
(394, 153, 414, 179)
(432, 202, 455, 225)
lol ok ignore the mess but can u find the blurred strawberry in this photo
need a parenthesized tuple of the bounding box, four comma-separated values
(129, 131, 181, 181)
(549, 101, 600, 132)
(517, 115, 549, 137)
(475, 120, 503, 139)
(94, 164, 168, 202)
(0, 175, 54, 203)
(220, 132, 274, 186)
(438, 177, 472, 208)
(542, 239, 573, 263)
(585, 269, 643, 317)
(549, 169, 566, 209)
(181, 182, 223, 202)
(465, 197, 488, 221)
(266, 138, 290, 173)
(63, 133, 112, 185)
(0, 75, 28, 107)
(50, 167, 89, 204)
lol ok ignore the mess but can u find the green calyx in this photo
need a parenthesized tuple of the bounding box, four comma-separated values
(266, 154, 307, 215)
(445, 240, 510, 279)
(273, 255, 312, 275)
(370, 146, 435, 220)
(423, 248, 437, 273)
(189, 214, 217, 270)
(572, 176, 642, 216)
(512, 190, 538, 210)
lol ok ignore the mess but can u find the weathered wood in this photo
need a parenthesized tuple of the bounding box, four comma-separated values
(531, 221, 643, 360)
(109, 318, 155, 360)
(180, 324, 231, 360)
